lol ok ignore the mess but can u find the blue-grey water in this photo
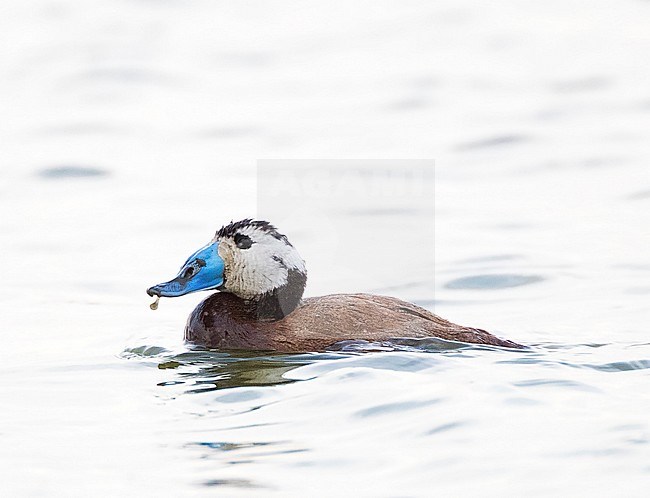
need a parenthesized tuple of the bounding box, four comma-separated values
(2, 1, 650, 496)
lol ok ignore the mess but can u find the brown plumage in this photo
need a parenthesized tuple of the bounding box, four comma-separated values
(185, 292, 523, 351)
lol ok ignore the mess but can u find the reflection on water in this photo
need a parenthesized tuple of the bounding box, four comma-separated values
(118, 341, 650, 493)
(125, 341, 650, 394)
(123, 339, 477, 394)
(161, 353, 311, 392)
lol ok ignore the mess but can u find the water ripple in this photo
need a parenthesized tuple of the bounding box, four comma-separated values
(354, 398, 442, 418)
(38, 165, 109, 179)
(445, 273, 544, 289)
(454, 134, 528, 151)
(425, 421, 468, 435)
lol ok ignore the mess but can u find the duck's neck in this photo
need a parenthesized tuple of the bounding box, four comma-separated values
(242, 268, 307, 320)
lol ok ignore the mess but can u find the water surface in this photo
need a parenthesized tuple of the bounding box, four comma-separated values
(2, 0, 650, 496)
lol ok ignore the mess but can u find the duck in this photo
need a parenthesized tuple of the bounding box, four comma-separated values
(147, 219, 523, 351)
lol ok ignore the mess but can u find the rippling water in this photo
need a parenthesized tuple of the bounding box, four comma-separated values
(2, 0, 650, 496)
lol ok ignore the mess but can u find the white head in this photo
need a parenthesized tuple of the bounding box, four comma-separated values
(213, 219, 307, 300)
(148, 219, 307, 318)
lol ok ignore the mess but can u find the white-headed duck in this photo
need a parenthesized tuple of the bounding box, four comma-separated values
(147, 219, 523, 351)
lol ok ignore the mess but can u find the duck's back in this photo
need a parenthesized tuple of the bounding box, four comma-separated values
(185, 293, 522, 351)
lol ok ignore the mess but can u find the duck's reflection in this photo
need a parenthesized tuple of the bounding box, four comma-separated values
(155, 349, 332, 392)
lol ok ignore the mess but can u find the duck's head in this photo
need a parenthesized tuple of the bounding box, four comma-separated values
(147, 219, 307, 317)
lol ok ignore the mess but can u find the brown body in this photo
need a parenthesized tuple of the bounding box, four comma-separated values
(185, 292, 523, 352)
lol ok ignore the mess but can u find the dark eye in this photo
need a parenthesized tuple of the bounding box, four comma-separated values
(182, 266, 194, 279)
(234, 233, 253, 249)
